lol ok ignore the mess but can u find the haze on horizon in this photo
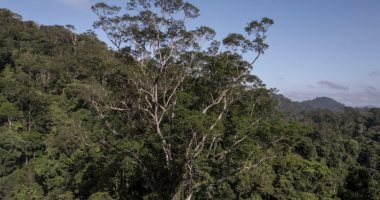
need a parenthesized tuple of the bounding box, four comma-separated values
(2, 0, 380, 107)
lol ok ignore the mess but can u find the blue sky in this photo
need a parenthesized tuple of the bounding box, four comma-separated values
(2, 0, 380, 107)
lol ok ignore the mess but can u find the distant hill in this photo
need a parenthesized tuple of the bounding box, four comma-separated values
(301, 97, 346, 112)
(273, 94, 346, 113)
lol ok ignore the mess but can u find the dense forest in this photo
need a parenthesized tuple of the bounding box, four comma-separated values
(0, 1, 379, 199)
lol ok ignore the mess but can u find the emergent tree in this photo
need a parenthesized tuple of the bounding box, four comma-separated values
(92, 0, 274, 199)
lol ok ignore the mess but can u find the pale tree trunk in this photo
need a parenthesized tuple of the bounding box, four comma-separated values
(172, 181, 193, 200)
(28, 108, 31, 132)
(7, 117, 11, 129)
(156, 123, 172, 164)
(171, 185, 182, 200)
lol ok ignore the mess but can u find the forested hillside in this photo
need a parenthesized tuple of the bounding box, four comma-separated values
(273, 94, 346, 113)
(0, 2, 379, 199)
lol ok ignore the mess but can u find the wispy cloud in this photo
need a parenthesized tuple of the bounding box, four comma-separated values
(338, 86, 380, 107)
(283, 85, 380, 107)
(53, 0, 90, 9)
(369, 70, 380, 77)
(283, 91, 314, 101)
(318, 81, 349, 91)
(364, 86, 380, 98)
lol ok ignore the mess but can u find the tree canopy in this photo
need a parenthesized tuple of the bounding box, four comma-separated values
(0, 2, 379, 199)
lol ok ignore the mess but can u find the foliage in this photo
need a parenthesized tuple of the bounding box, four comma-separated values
(0, 4, 379, 200)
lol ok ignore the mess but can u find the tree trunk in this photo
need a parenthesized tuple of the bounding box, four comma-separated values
(28, 107, 31, 132)
(172, 181, 184, 200)
(156, 123, 172, 165)
(171, 180, 194, 200)
(7, 117, 11, 129)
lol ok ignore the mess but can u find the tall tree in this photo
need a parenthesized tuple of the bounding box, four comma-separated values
(92, 0, 274, 198)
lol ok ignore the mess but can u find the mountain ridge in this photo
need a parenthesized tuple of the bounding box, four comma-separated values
(273, 94, 347, 113)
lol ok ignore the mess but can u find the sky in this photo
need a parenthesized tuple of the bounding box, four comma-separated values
(1, 0, 380, 107)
